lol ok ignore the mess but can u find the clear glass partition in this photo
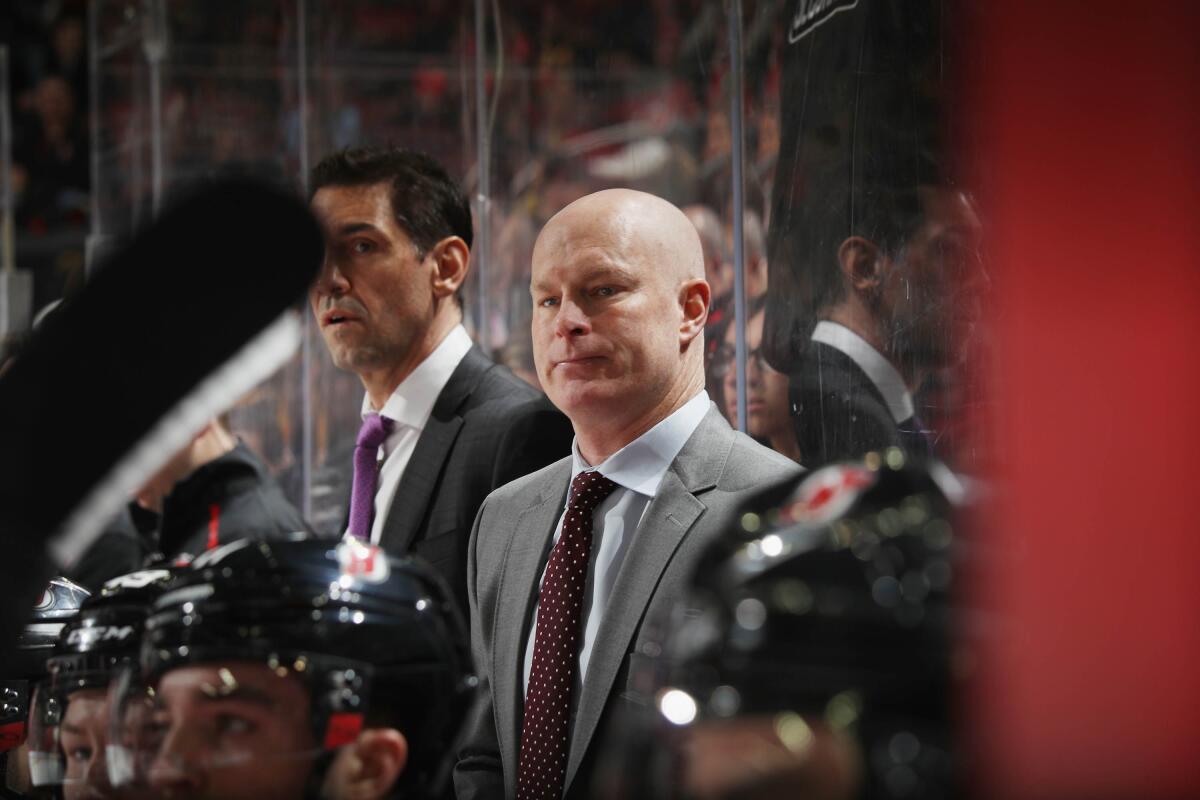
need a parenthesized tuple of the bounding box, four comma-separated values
(297, 1, 472, 531)
(753, 0, 988, 474)
(484, 1, 734, 399)
(86, 0, 985, 520)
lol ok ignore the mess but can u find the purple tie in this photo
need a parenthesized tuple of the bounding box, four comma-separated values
(348, 413, 393, 540)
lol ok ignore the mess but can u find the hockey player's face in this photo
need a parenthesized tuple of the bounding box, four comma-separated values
(144, 663, 316, 800)
(59, 689, 115, 799)
(310, 183, 439, 380)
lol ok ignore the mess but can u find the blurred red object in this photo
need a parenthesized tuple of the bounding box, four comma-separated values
(966, 3, 1200, 798)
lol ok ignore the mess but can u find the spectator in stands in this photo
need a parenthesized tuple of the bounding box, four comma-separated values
(716, 298, 801, 463)
(13, 75, 88, 232)
(684, 204, 732, 310)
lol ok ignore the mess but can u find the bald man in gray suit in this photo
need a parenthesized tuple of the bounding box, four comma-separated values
(454, 189, 801, 800)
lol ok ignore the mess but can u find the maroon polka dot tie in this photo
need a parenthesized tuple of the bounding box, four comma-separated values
(516, 470, 618, 800)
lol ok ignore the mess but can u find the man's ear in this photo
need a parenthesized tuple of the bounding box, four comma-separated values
(679, 278, 711, 346)
(429, 236, 470, 300)
(324, 728, 408, 800)
(837, 236, 885, 293)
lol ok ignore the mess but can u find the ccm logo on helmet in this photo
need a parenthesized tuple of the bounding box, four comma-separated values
(66, 625, 136, 646)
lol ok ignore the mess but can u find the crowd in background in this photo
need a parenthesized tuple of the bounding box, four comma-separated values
(2, 0, 90, 308)
(0, 5, 985, 796)
(47, 0, 793, 524)
(2, 0, 981, 522)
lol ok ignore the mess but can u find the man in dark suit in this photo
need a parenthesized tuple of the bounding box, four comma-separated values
(308, 146, 571, 611)
(454, 189, 801, 799)
(789, 186, 984, 467)
(762, 1, 989, 469)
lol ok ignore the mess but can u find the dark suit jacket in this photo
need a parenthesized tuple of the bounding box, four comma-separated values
(791, 340, 929, 468)
(157, 442, 309, 559)
(68, 443, 307, 589)
(454, 405, 802, 800)
(375, 346, 573, 614)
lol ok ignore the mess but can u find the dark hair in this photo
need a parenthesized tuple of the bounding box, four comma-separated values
(310, 146, 473, 254)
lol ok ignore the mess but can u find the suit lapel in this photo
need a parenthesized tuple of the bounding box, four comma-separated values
(492, 465, 571, 785)
(378, 347, 491, 553)
(379, 416, 464, 553)
(564, 406, 732, 788)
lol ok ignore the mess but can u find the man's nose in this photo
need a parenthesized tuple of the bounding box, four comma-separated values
(148, 752, 203, 797)
(314, 255, 350, 298)
(554, 297, 591, 337)
(970, 257, 993, 296)
(745, 357, 764, 385)
(147, 728, 204, 796)
(81, 750, 114, 795)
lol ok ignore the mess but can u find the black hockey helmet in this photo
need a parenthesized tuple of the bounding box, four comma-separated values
(27, 568, 178, 790)
(600, 456, 972, 799)
(49, 568, 180, 693)
(122, 536, 475, 796)
(0, 577, 90, 755)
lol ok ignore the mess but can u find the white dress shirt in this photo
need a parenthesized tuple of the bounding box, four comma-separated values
(522, 390, 712, 696)
(346, 324, 473, 545)
(811, 320, 914, 423)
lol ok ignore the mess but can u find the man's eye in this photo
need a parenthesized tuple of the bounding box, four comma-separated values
(351, 240, 374, 254)
(592, 286, 616, 297)
(68, 746, 92, 762)
(216, 715, 255, 736)
(539, 297, 560, 308)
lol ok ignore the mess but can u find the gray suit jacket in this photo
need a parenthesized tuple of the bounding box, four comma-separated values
(454, 405, 802, 799)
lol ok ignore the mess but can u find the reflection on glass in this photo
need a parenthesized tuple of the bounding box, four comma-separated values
(762, 0, 987, 471)
(85, 1, 987, 513)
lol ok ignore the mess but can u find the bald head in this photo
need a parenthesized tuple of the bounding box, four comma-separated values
(538, 189, 706, 285)
(530, 189, 711, 463)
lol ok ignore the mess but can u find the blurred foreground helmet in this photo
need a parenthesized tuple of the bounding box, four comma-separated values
(1, 578, 90, 754)
(111, 536, 475, 799)
(27, 568, 176, 794)
(600, 457, 972, 800)
(1, 577, 88, 798)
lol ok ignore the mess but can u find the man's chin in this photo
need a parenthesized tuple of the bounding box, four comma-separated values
(329, 347, 385, 376)
(546, 380, 624, 420)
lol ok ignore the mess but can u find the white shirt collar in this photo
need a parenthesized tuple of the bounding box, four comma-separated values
(360, 324, 474, 430)
(811, 321, 914, 423)
(569, 390, 711, 499)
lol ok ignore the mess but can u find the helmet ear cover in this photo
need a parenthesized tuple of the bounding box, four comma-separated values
(0, 680, 32, 753)
(322, 711, 364, 750)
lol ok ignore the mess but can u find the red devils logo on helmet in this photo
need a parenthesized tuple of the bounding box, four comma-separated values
(336, 540, 390, 584)
(784, 463, 877, 524)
